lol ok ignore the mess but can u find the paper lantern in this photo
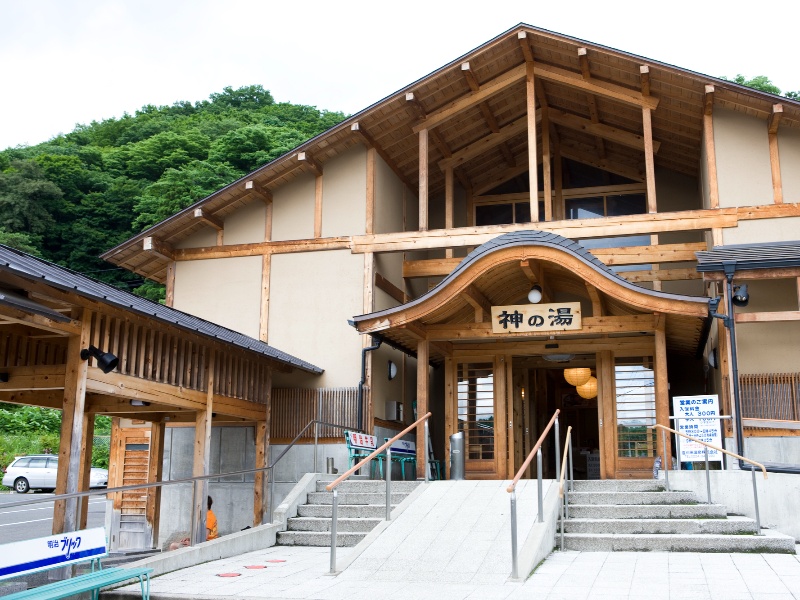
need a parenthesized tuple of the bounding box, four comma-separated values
(564, 367, 591, 387)
(576, 376, 598, 399)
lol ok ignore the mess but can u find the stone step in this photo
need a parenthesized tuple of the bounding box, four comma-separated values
(563, 530, 796, 553)
(571, 480, 666, 492)
(568, 491, 697, 505)
(306, 491, 410, 505)
(277, 531, 366, 547)
(562, 516, 757, 535)
(298, 503, 395, 518)
(287, 517, 382, 533)
(314, 480, 420, 493)
(568, 503, 728, 519)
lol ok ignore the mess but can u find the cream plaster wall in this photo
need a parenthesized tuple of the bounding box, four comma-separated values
(223, 200, 266, 245)
(176, 228, 216, 249)
(714, 107, 773, 208)
(272, 175, 315, 241)
(778, 126, 800, 204)
(173, 256, 262, 338)
(370, 344, 407, 421)
(655, 167, 701, 212)
(375, 154, 406, 234)
(723, 216, 800, 245)
(322, 146, 367, 238)
(268, 250, 364, 388)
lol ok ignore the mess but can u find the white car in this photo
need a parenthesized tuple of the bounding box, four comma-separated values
(2, 455, 108, 493)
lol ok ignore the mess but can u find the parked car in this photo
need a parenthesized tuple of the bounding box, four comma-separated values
(2, 455, 108, 493)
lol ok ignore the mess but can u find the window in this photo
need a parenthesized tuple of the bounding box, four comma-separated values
(615, 359, 657, 458)
(13, 458, 31, 468)
(28, 457, 47, 468)
(566, 193, 646, 220)
(475, 201, 543, 226)
(47, 458, 59, 468)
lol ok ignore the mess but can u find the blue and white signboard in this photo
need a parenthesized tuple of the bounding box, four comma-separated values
(0, 527, 107, 580)
(672, 394, 722, 462)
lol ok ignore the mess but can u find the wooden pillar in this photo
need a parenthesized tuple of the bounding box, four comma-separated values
(314, 175, 323, 238)
(363, 253, 375, 432)
(526, 62, 540, 222)
(192, 350, 215, 545)
(419, 129, 428, 231)
(77, 412, 95, 530)
(165, 262, 176, 308)
(654, 315, 672, 466)
(541, 111, 552, 221)
(253, 367, 272, 526)
(146, 420, 165, 548)
(598, 351, 616, 479)
(259, 198, 273, 343)
(445, 167, 454, 258)
(768, 104, 784, 204)
(415, 339, 429, 479)
(642, 107, 657, 214)
(53, 308, 91, 535)
(703, 85, 722, 247)
(443, 357, 454, 480)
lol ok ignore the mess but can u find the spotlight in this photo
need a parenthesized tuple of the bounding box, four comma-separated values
(732, 284, 749, 307)
(130, 400, 151, 407)
(80, 345, 119, 374)
(388, 360, 398, 381)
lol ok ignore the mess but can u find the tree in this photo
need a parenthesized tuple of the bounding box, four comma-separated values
(208, 85, 274, 110)
(724, 74, 800, 100)
(0, 161, 62, 240)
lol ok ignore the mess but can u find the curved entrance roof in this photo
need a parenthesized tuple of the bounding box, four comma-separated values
(352, 231, 710, 362)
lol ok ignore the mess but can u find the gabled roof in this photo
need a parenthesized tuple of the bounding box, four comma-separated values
(102, 23, 800, 282)
(0, 245, 322, 374)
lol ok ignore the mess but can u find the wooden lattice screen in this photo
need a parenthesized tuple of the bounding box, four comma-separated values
(270, 387, 362, 441)
(739, 373, 800, 422)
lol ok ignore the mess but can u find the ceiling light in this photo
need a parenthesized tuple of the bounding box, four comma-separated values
(542, 353, 574, 363)
(527, 285, 543, 304)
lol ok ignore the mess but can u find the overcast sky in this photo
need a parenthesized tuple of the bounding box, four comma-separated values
(1, 0, 795, 150)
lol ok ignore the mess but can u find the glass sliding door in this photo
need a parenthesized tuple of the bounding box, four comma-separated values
(457, 361, 500, 477)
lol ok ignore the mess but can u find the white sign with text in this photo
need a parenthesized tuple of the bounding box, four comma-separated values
(672, 394, 722, 462)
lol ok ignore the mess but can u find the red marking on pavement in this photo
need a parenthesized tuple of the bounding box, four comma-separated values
(266, 559, 286, 563)
(217, 572, 241, 577)
(245, 565, 267, 569)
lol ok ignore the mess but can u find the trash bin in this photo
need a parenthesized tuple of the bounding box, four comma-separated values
(449, 432, 465, 480)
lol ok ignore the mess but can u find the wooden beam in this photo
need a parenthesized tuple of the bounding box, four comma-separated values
(419, 128, 429, 231)
(453, 337, 655, 356)
(577, 48, 590, 79)
(174, 236, 351, 260)
(586, 283, 603, 316)
(165, 262, 176, 308)
(617, 267, 702, 283)
(297, 151, 322, 177)
(412, 63, 527, 133)
(439, 116, 530, 170)
(403, 257, 462, 278)
(0, 306, 81, 336)
(461, 284, 492, 323)
(461, 62, 480, 91)
(429, 129, 452, 158)
(534, 62, 659, 109)
(426, 316, 658, 340)
(548, 109, 661, 153)
(405, 92, 427, 119)
(735, 311, 800, 323)
(143, 237, 175, 261)
(517, 31, 534, 62)
(375, 272, 407, 304)
(519, 259, 552, 302)
(527, 61, 540, 222)
(245, 180, 272, 203)
(642, 107, 657, 213)
(351, 123, 416, 191)
(640, 65, 651, 96)
(703, 266, 800, 282)
(769, 104, 784, 204)
(193, 208, 224, 231)
(590, 242, 707, 265)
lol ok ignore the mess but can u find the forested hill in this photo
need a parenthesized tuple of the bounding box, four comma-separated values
(0, 85, 346, 300)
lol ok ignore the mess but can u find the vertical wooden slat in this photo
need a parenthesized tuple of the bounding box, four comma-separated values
(415, 339, 429, 479)
(526, 61, 539, 222)
(419, 128, 428, 231)
(146, 420, 165, 547)
(642, 107, 657, 214)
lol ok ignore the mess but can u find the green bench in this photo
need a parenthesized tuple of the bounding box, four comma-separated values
(0, 527, 151, 600)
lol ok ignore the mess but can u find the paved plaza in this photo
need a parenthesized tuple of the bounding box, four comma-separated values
(110, 544, 800, 599)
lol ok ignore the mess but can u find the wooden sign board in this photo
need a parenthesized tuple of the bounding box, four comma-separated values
(490, 302, 582, 334)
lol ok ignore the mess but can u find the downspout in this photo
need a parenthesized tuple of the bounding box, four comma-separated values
(357, 335, 382, 432)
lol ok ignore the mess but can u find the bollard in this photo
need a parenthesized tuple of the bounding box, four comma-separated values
(329, 489, 338, 573)
(386, 447, 392, 521)
(510, 491, 518, 579)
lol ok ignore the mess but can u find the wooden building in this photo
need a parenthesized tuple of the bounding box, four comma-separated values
(5, 21, 800, 535)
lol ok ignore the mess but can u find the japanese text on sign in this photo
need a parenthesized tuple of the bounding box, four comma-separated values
(671, 395, 722, 462)
(490, 302, 582, 334)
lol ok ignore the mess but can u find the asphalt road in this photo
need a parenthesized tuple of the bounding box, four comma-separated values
(0, 492, 106, 542)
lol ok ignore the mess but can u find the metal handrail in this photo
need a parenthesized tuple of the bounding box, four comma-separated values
(558, 426, 573, 551)
(508, 409, 560, 580)
(649, 423, 767, 534)
(326, 412, 432, 574)
(0, 418, 355, 544)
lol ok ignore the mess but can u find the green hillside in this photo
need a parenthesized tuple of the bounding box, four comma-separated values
(0, 85, 346, 301)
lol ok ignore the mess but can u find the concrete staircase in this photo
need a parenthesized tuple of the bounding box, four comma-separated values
(561, 480, 796, 553)
(278, 477, 420, 547)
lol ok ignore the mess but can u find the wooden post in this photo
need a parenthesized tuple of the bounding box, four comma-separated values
(192, 350, 215, 545)
(768, 104, 784, 204)
(445, 167, 454, 258)
(165, 262, 176, 308)
(253, 366, 272, 526)
(599, 350, 616, 479)
(146, 420, 165, 548)
(77, 412, 95, 530)
(53, 308, 91, 535)
(526, 62, 540, 222)
(366, 147, 376, 235)
(259, 199, 273, 343)
(363, 253, 375, 431)
(703, 85, 722, 247)
(541, 110, 552, 221)
(642, 107, 657, 214)
(654, 315, 672, 465)
(415, 339, 429, 479)
(419, 129, 429, 231)
(443, 356, 454, 480)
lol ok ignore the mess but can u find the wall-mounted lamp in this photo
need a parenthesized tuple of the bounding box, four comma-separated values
(388, 360, 398, 381)
(732, 284, 749, 307)
(708, 347, 718, 370)
(80, 345, 119, 374)
(130, 400, 151, 407)
(0, 372, 8, 383)
(527, 284, 543, 304)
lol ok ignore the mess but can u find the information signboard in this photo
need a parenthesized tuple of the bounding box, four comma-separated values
(671, 394, 722, 462)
